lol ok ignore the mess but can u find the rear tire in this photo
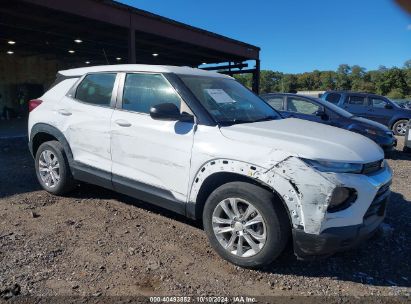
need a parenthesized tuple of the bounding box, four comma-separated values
(35, 140, 75, 195)
(392, 119, 408, 136)
(203, 182, 290, 268)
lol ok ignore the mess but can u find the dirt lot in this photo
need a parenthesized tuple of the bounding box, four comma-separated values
(0, 137, 410, 301)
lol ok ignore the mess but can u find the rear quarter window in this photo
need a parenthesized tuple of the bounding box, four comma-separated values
(325, 93, 341, 104)
(42, 78, 79, 100)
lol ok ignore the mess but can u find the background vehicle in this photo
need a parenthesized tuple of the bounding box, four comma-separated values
(393, 99, 411, 110)
(404, 120, 411, 153)
(321, 91, 411, 136)
(261, 93, 397, 152)
(28, 65, 391, 268)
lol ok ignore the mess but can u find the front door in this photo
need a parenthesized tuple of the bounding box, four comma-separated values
(284, 96, 324, 123)
(111, 73, 195, 204)
(343, 95, 368, 118)
(367, 96, 394, 125)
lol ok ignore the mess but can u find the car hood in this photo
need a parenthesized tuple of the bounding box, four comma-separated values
(351, 116, 390, 132)
(219, 118, 384, 163)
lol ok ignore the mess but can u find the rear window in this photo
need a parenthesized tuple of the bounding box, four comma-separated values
(75, 73, 116, 106)
(262, 95, 284, 111)
(325, 93, 341, 104)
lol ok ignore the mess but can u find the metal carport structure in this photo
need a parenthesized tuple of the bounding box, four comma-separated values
(0, 0, 260, 93)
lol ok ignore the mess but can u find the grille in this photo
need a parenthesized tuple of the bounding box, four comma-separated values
(362, 160, 383, 175)
(364, 182, 391, 219)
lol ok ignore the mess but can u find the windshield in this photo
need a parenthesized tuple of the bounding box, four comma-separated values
(178, 75, 281, 125)
(313, 97, 354, 118)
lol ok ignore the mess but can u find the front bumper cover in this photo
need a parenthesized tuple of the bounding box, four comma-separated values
(292, 189, 389, 260)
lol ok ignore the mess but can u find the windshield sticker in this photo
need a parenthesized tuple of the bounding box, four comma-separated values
(205, 89, 236, 104)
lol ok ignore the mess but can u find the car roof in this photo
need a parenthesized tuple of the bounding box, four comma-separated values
(59, 64, 232, 78)
(261, 92, 296, 96)
(324, 91, 370, 95)
(261, 92, 330, 104)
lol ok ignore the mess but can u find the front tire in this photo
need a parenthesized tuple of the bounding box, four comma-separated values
(35, 140, 75, 195)
(203, 182, 290, 268)
(392, 119, 408, 136)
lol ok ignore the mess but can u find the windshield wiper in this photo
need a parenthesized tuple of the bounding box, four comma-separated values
(219, 116, 278, 126)
(251, 116, 278, 122)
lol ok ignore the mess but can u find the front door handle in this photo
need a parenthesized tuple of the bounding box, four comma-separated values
(58, 109, 72, 116)
(115, 119, 132, 127)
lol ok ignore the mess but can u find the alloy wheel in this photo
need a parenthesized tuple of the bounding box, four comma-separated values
(38, 150, 60, 188)
(395, 122, 407, 136)
(212, 197, 267, 257)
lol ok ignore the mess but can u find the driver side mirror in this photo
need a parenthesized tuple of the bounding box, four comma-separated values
(384, 104, 393, 109)
(150, 103, 194, 122)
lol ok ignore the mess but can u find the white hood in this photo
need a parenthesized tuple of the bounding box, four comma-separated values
(219, 118, 384, 163)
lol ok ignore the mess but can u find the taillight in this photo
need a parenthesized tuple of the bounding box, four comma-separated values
(29, 99, 43, 112)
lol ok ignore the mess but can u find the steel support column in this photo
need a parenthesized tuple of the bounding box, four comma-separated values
(252, 59, 260, 94)
(128, 27, 136, 64)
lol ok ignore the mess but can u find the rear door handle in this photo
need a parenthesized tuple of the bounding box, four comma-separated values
(115, 119, 132, 127)
(58, 109, 72, 116)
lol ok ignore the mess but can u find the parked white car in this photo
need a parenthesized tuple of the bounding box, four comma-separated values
(28, 65, 392, 268)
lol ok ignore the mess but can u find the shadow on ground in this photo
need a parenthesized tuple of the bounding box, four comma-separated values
(1, 138, 410, 288)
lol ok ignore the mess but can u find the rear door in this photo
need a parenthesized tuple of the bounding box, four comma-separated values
(343, 94, 368, 117)
(57, 73, 118, 174)
(367, 96, 394, 125)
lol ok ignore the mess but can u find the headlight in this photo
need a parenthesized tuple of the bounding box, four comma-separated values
(301, 158, 363, 173)
(328, 187, 357, 212)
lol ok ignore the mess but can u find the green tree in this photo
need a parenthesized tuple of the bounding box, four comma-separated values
(376, 67, 407, 96)
(335, 64, 351, 90)
(404, 60, 411, 96)
(234, 74, 252, 88)
(259, 70, 283, 93)
(319, 71, 336, 90)
(281, 74, 298, 93)
(350, 65, 366, 91)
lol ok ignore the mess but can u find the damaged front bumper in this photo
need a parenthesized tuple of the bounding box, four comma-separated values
(293, 203, 387, 259)
(291, 165, 392, 260)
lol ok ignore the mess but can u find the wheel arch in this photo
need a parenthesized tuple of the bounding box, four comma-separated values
(389, 117, 409, 129)
(30, 123, 73, 164)
(186, 161, 292, 226)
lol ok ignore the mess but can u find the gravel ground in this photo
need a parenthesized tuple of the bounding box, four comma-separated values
(0, 137, 410, 301)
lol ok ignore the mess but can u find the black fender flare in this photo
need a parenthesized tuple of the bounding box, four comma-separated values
(29, 123, 74, 165)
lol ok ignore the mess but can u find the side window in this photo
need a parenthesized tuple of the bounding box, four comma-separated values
(75, 73, 116, 106)
(371, 97, 388, 108)
(264, 96, 284, 111)
(122, 73, 181, 113)
(287, 97, 320, 115)
(325, 93, 341, 104)
(347, 95, 366, 106)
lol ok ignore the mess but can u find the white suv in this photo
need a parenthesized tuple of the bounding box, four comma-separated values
(28, 65, 392, 268)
